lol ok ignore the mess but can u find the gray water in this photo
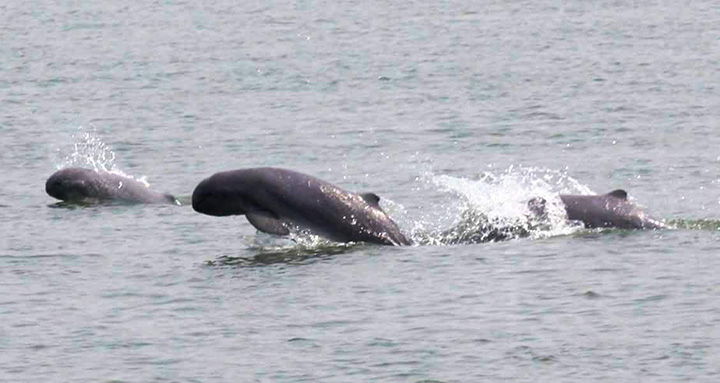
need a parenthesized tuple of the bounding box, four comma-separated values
(3, 0, 720, 382)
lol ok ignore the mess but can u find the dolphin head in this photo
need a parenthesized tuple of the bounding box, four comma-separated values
(192, 173, 248, 216)
(45, 168, 102, 202)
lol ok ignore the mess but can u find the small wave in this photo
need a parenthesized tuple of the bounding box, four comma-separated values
(0, 253, 102, 259)
(665, 218, 720, 231)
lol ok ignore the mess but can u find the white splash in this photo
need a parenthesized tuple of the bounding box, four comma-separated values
(410, 166, 594, 244)
(56, 127, 150, 187)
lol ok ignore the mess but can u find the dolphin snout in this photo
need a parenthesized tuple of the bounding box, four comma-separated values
(46, 176, 88, 201)
(192, 177, 247, 217)
(191, 184, 210, 214)
(45, 176, 62, 199)
(46, 174, 75, 200)
(191, 180, 224, 215)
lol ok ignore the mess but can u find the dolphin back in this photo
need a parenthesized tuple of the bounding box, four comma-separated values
(559, 190, 662, 229)
(46, 167, 177, 205)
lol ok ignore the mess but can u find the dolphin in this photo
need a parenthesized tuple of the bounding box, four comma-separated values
(46, 167, 178, 205)
(191, 167, 412, 246)
(529, 189, 663, 230)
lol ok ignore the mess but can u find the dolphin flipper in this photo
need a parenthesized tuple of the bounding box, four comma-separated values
(246, 211, 290, 236)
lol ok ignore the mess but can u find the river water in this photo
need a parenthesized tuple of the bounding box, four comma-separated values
(3, 0, 720, 382)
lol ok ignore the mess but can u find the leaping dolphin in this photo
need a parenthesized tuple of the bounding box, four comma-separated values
(46, 167, 178, 205)
(191, 167, 412, 246)
(529, 189, 664, 230)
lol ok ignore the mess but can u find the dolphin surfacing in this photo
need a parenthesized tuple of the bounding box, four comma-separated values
(191, 167, 412, 246)
(46, 167, 178, 205)
(529, 189, 663, 230)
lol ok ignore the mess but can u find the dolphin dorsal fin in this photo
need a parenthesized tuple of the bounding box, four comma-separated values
(608, 189, 628, 200)
(360, 192, 381, 207)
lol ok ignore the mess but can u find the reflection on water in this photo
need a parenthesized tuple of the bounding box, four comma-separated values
(206, 243, 360, 267)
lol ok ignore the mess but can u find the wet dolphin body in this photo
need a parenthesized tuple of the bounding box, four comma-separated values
(191, 167, 412, 246)
(529, 189, 663, 230)
(46, 167, 178, 205)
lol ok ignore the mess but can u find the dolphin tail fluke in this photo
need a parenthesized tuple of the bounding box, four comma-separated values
(164, 194, 182, 206)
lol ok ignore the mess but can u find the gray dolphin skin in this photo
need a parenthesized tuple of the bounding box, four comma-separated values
(530, 189, 663, 230)
(191, 167, 412, 246)
(46, 167, 178, 205)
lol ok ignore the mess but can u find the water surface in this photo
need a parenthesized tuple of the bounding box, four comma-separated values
(3, 0, 720, 382)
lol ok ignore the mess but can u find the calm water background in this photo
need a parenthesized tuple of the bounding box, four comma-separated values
(3, 0, 720, 382)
